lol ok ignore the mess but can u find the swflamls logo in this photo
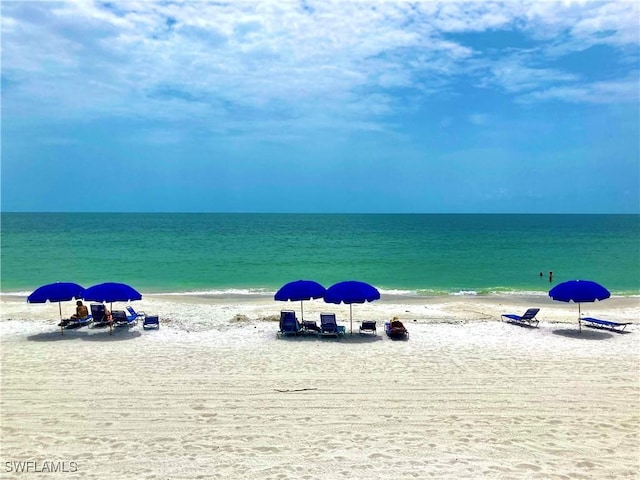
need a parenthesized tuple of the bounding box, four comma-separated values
(5, 461, 78, 473)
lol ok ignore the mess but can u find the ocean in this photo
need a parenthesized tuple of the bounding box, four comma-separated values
(1, 213, 638, 296)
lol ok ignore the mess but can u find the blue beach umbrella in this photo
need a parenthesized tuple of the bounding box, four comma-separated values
(275, 280, 326, 321)
(27, 281, 85, 320)
(324, 280, 381, 334)
(28, 281, 85, 334)
(83, 282, 142, 304)
(549, 279, 611, 332)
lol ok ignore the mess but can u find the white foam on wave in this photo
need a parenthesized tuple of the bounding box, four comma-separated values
(495, 289, 549, 296)
(377, 288, 420, 296)
(147, 288, 275, 297)
(1, 291, 33, 298)
(2, 286, 634, 308)
(377, 288, 485, 297)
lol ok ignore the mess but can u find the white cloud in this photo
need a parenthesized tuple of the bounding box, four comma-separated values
(520, 75, 640, 104)
(487, 60, 579, 93)
(1, 0, 638, 135)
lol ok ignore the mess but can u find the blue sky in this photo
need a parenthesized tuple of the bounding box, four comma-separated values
(1, 1, 638, 213)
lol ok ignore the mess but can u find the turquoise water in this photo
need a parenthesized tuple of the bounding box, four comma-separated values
(1, 213, 638, 295)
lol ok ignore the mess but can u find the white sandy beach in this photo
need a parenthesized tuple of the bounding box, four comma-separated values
(1, 294, 639, 479)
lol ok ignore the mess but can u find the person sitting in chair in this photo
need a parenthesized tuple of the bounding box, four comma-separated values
(70, 300, 89, 320)
(59, 300, 89, 327)
(390, 316, 404, 329)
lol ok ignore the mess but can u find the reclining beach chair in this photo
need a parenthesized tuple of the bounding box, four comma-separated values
(111, 310, 128, 326)
(66, 316, 92, 329)
(142, 315, 160, 329)
(385, 320, 409, 339)
(112, 309, 138, 328)
(581, 317, 632, 333)
(501, 308, 540, 327)
(90, 303, 110, 328)
(302, 320, 321, 335)
(60, 312, 93, 330)
(359, 320, 377, 335)
(127, 305, 158, 330)
(278, 310, 302, 337)
(126, 306, 145, 322)
(320, 313, 344, 337)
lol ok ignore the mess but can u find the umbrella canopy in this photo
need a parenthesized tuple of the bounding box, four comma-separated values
(27, 281, 85, 335)
(274, 280, 326, 321)
(83, 282, 142, 303)
(324, 280, 381, 333)
(27, 282, 85, 305)
(549, 279, 611, 331)
(275, 280, 326, 302)
(27, 281, 85, 319)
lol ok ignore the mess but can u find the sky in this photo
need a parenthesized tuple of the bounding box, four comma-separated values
(1, 0, 639, 213)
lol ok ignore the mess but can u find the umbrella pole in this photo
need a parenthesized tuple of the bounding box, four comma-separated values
(59, 302, 64, 336)
(300, 300, 304, 322)
(350, 304, 353, 335)
(578, 303, 582, 332)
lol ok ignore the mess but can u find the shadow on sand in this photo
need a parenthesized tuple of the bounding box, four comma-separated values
(330, 333, 384, 343)
(384, 335, 410, 341)
(27, 327, 142, 342)
(504, 321, 539, 330)
(278, 333, 383, 343)
(27, 329, 86, 342)
(80, 328, 142, 342)
(552, 328, 613, 340)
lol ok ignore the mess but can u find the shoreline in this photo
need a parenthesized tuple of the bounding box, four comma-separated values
(3, 286, 640, 297)
(2, 292, 638, 334)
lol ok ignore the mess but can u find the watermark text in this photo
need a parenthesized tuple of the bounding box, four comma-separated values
(5, 461, 78, 474)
